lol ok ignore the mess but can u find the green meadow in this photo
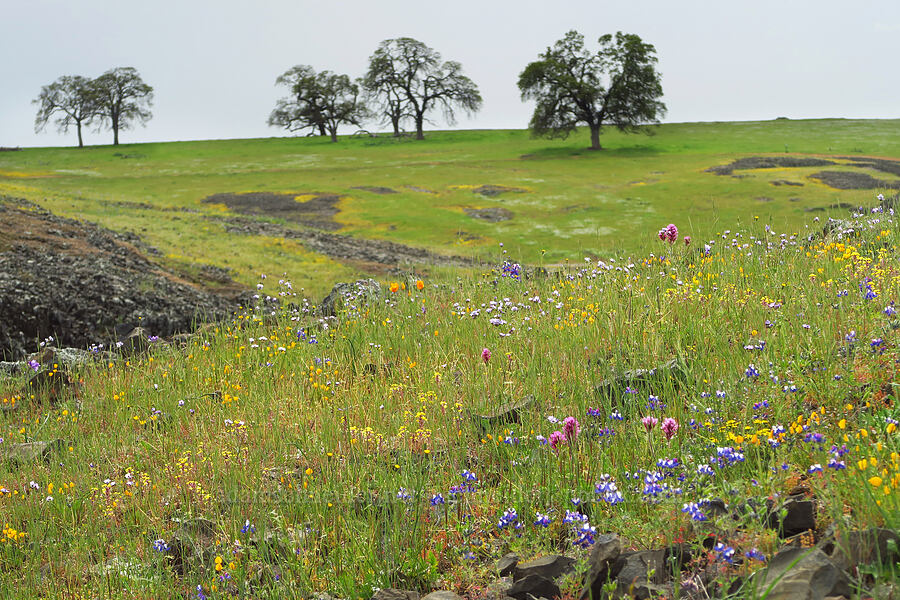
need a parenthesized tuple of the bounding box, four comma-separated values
(2, 118, 900, 296)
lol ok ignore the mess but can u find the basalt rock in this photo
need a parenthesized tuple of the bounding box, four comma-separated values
(594, 359, 689, 403)
(0, 198, 243, 360)
(3, 439, 65, 467)
(512, 554, 575, 582)
(753, 547, 850, 600)
(507, 574, 560, 600)
(475, 395, 535, 429)
(579, 533, 622, 600)
(320, 279, 381, 317)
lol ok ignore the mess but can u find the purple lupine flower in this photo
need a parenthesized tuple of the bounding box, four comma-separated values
(744, 548, 766, 562)
(497, 508, 520, 530)
(714, 543, 735, 563)
(681, 502, 707, 522)
(534, 512, 552, 528)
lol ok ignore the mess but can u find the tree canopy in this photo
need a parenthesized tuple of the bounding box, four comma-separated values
(364, 38, 482, 139)
(92, 67, 154, 146)
(268, 65, 368, 142)
(518, 31, 666, 150)
(33, 75, 98, 148)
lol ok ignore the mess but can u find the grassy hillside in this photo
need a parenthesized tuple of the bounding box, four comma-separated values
(2, 119, 899, 297)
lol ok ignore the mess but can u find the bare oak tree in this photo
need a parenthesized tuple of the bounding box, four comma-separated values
(364, 38, 482, 140)
(33, 75, 97, 148)
(92, 67, 154, 145)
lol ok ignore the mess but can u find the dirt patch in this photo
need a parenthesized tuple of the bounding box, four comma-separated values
(464, 207, 513, 222)
(838, 157, 900, 177)
(755, 197, 774, 202)
(405, 185, 437, 194)
(805, 202, 856, 213)
(771, 180, 804, 187)
(455, 231, 482, 242)
(472, 185, 527, 197)
(809, 171, 900, 190)
(202, 192, 341, 231)
(0, 197, 245, 359)
(351, 186, 397, 195)
(707, 156, 835, 176)
(209, 216, 478, 270)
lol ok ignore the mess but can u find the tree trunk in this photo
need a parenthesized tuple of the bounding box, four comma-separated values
(391, 114, 400, 137)
(76, 121, 83, 148)
(415, 114, 425, 140)
(318, 124, 327, 137)
(589, 125, 601, 150)
(113, 116, 119, 145)
(330, 131, 338, 143)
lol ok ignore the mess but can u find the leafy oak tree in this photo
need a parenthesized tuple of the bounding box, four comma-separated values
(92, 67, 154, 145)
(518, 31, 666, 150)
(268, 65, 368, 142)
(33, 75, 98, 148)
(364, 38, 482, 140)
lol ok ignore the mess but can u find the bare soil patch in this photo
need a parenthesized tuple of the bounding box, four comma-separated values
(809, 171, 900, 190)
(405, 185, 437, 194)
(350, 186, 397, 195)
(838, 156, 900, 177)
(771, 180, 804, 187)
(202, 192, 342, 231)
(472, 185, 527, 197)
(464, 207, 513, 222)
(209, 216, 478, 270)
(707, 156, 835, 176)
(805, 202, 856, 213)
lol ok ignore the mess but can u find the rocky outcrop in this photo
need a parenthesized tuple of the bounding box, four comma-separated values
(0, 198, 246, 359)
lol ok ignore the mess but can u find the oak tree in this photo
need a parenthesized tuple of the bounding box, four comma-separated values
(33, 75, 97, 148)
(92, 67, 154, 145)
(268, 65, 368, 142)
(518, 31, 666, 150)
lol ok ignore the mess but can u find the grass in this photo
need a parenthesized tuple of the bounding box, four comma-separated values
(1, 119, 900, 296)
(0, 195, 898, 598)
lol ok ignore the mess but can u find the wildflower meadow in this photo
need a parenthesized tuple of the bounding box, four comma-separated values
(1, 197, 899, 598)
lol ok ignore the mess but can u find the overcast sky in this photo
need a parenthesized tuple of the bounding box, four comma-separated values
(2, 0, 898, 148)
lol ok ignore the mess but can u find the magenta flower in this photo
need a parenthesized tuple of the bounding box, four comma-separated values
(563, 416, 581, 441)
(481, 348, 491, 364)
(661, 417, 679, 441)
(684, 236, 691, 246)
(657, 224, 678, 244)
(549, 430, 566, 449)
(642, 416, 658, 432)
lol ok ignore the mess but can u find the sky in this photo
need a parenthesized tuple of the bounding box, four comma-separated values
(2, 0, 899, 148)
